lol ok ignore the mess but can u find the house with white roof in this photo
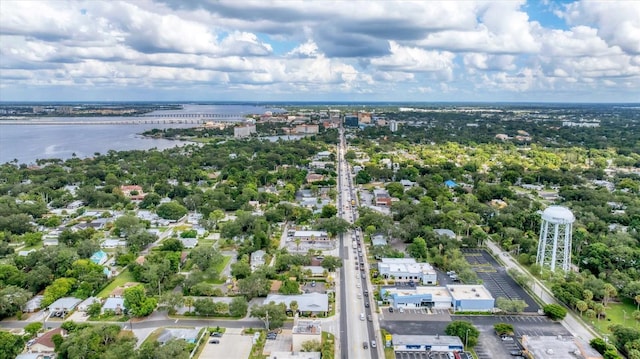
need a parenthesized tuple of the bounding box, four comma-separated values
(178, 237, 198, 249)
(250, 250, 266, 271)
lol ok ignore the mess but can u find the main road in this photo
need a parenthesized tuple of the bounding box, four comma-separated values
(336, 126, 380, 359)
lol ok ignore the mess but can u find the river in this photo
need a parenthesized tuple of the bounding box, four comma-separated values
(0, 104, 280, 165)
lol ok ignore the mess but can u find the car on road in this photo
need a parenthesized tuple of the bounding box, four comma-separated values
(362, 341, 369, 349)
(361, 273, 366, 279)
(364, 301, 370, 308)
(266, 333, 277, 340)
(364, 290, 368, 297)
(371, 340, 377, 348)
(510, 351, 523, 356)
(388, 307, 394, 313)
(399, 307, 404, 313)
(367, 314, 372, 321)
(210, 332, 223, 337)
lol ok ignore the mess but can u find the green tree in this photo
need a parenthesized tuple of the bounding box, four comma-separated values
(301, 339, 322, 352)
(279, 279, 301, 295)
(123, 285, 157, 317)
(156, 201, 188, 220)
(576, 300, 588, 317)
(194, 298, 216, 316)
(24, 322, 43, 338)
(87, 301, 102, 317)
(160, 292, 184, 315)
(445, 320, 480, 348)
(237, 273, 271, 300)
(153, 338, 191, 359)
(42, 277, 76, 307)
(543, 304, 568, 321)
(231, 260, 252, 279)
(0, 285, 31, 319)
(407, 236, 428, 261)
(493, 323, 514, 336)
(0, 331, 25, 359)
(229, 296, 248, 317)
(496, 297, 528, 313)
(320, 204, 338, 218)
(320, 255, 342, 271)
(250, 301, 288, 329)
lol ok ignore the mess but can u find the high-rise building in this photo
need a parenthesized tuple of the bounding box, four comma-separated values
(536, 206, 575, 272)
(389, 120, 398, 132)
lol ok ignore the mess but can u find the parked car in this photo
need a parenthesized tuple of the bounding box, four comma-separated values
(388, 307, 394, 313)
(209, 339, 220, 344)
(362, 341, 369, 349)
(367, 314, 372, 322)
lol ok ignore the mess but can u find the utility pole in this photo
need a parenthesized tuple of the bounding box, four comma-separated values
(465, 328, 470, 349)
(265, 310, 269, 330)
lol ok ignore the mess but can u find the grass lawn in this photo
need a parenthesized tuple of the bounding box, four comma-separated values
(97, 268, 135, 298)
(590, 299, 639, 334)
(208, 255, 231, 284)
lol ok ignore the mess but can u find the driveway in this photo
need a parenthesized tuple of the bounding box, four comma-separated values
(199, 327, 252, 359)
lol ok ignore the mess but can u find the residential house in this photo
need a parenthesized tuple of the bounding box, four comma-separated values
(306, 173, 324, 184)
(178, 237, 198, 249)
(433, 229, 456, 240)
(120, 185, 146, 201)
(30, 328, 66, 353)
(110, 282, 140, 298)
(444, 180, 458, 188)
(373, 189, 392, 206)
(23, 295, 43, 313)
(250, 250, 266, 271)
(66, 200, 84, 210)
(47, 297, 81, 316)
(371, 233, 388, 246)
(101, 239, 127, 248)
(102, 297, 125, 315)
(157, 328, 200, 344)
(90, 250, 109, 265)
(77, 297, 100, 312)
(302, 266, 325, 277)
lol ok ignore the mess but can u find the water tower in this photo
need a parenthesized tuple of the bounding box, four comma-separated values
(536, 206, 575, 272)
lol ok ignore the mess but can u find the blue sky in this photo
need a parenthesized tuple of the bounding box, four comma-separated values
(0, 0, 638, 103)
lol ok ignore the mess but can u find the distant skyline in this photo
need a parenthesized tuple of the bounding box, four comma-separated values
(0, 1, 639, 103)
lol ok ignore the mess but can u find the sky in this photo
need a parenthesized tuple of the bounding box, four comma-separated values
(0, 0, 639, 103)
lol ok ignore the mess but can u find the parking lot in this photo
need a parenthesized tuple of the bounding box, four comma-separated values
(263, 329, 292, 354)
(462, 249, 539, 313)
(380, 307, 451, 322)
(199, 328, 252, 359)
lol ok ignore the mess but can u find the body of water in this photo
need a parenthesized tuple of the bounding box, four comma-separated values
(0, 104, 275, 165)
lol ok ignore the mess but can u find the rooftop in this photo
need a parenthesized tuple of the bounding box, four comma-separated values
(522, 335, 602, 359)
(265, 293, 329, 312)
(33, 328, 66, 350)
(292, 319, 322, 335)
(382, 286, 453, 300)
(48, 297, 81, 311)
(267, 352, 321, 359)
(157, 328, 200, 344)
(446, 285, 494, 300)
(393, 334, 463, 346)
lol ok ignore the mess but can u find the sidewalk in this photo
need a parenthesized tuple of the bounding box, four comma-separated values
(485, 240, 598, 342)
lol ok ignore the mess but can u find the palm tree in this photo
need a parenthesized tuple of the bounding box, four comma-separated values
(576, 301, 588, 317)
(184, 296, 194, 313)
(290, 300, 299, 315)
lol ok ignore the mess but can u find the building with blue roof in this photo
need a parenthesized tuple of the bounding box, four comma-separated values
(444, 180, 458, 188)
(90, 250, 108, 265)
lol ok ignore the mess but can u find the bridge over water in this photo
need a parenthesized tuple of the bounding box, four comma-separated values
(0, 116, 247, 126)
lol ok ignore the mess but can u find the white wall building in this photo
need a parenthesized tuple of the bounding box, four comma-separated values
(378, 258, 437, 285)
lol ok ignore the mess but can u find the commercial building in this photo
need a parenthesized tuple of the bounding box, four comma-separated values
(344, 115, 359, 127)
(292, 319, 322, 352)
(389, 120, 398, 132)
(522, 335, 602, 359)
(377, 258, 437, 285)
(234, 123, 256, 138)
(381, 286, 452, 309)
(380, 284, 495, 312)
(392, 335, 464, 352)
(264, 293, 329, 316)
(447, 285, 495, 312)
(291, 230, 329, 242)
(373, 188, 392, 206)
(294, 124, 319, 134)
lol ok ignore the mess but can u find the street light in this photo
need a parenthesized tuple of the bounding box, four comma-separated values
(465, 328, 470, 349)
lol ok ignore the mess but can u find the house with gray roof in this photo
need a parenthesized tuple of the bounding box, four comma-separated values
(102, 297, 125, 315)
(434, 228, 456, 239)
(178, 237, 198, 249)
(371, 233, 388, 246)
(157, 328, 200, 344)
(23, 295, 43, 313)
(264, 292, 329, 315)
(250, 250, 266, 271)
(48, 297, 81, 316)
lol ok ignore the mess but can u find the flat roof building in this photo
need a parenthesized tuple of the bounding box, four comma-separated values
(381, 286, 452, 309)
(265, 293, 329, 315)
(292, 319, 322, 352)
(447, 285, 495, 312)
(392, 335, 464, 352)
(522, 335, 602, 359)
(378, 258, 437, 285)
